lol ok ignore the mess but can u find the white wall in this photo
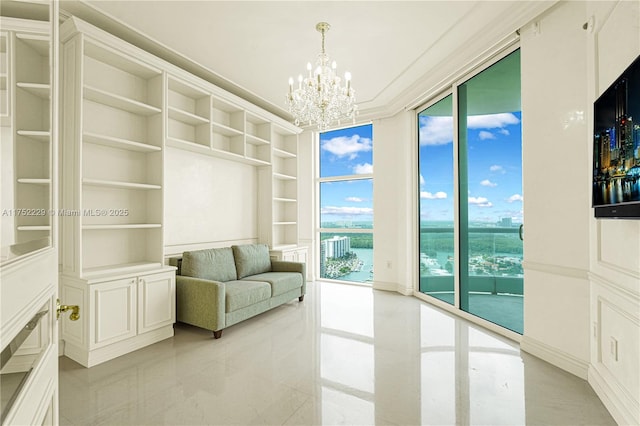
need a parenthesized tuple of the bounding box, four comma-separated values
(517, 1, 639, 424)
(519, 0, 592, 377)
(372, 112, 414, 295)
(586, 2, 640, 425)
(297, 130, 316, 279)
(163, 147, 258, 256)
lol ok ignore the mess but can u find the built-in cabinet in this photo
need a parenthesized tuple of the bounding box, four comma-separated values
(59, 16, 302, 367)
(59, 19, 173, 367)
(270, 245, 308, 265)
(60, 269, 175, 367)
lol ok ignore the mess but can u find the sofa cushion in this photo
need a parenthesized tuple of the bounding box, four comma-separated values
(232, 244, 272, 279)
(241, 272, 302, 297)
(225, 280, 271, 312)
(182, 247, 237, 282)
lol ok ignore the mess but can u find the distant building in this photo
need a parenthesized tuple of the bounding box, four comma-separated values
(319, 241, 326, 277)
(499, 217, 513, 227)
(321, 236, 351, 261)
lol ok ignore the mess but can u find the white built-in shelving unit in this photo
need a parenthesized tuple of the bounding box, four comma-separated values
(258, 123, 307, 263)
(60, 19, 174, 368)
(1, 20, 52, 247)
(59, 16, 302, 367)
(0, 31, 9, 124)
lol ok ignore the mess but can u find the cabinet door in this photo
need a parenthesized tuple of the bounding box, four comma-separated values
(282, 251, 297, 262)
(295, 248, 308, 265)
(90, 277, 137, 348)
(137, 271, 175, 334)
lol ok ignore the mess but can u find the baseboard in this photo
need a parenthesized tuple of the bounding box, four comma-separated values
(589, 364, 640, 426)
(63, 325, 174, 368)
(520, 336, 589, 379)
(372, 281, 397, 292)
(372, 281, 414, 296)
(396, 285, 413, 296)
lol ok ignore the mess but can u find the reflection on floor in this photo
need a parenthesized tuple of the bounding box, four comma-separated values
(427, 292, 524, 334)
(59, 282, 614, 425)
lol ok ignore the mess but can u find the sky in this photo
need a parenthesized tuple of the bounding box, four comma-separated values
(419, 108, 523, 224)
(318, 105, 523, 227)
(320, 124, 373, 225)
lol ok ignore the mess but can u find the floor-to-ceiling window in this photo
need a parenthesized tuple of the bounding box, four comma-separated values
(319, 124, 373, 284)
(418, 94, 456, 304)
(418, 48, 523, 334)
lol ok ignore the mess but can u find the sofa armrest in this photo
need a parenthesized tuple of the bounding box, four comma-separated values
(271, 260, 306, 295)
(176, 276, 225, 332)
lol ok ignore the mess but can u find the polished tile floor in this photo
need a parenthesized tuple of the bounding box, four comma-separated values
(59, 282, 616, 425)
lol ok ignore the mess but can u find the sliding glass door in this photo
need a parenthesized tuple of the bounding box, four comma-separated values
(418, 95, 455, 304)
(419, 49, 523, 334)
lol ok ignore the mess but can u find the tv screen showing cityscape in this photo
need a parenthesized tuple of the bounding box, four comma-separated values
(593, 55, 640, 218)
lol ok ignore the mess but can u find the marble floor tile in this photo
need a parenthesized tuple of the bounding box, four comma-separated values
(59, 281, 616, 425)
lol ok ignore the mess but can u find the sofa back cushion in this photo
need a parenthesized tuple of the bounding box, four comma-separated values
(181, 247, 237, 282)
(232, 244, 272, 279)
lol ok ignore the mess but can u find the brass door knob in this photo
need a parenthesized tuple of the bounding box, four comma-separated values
(56, 299, 80, 321)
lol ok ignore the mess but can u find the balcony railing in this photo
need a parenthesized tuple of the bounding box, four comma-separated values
(419, 226, 523, 296)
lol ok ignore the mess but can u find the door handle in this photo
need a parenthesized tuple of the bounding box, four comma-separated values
(519, 224, 524, 241)
(57, 299, 80, 321)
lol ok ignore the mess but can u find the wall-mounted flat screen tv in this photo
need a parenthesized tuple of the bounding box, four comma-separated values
(593, 55, 640, 219)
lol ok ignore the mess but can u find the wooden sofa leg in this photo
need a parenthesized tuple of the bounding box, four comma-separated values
(299, 295, 304, 302)
(213, 330, 223, 339)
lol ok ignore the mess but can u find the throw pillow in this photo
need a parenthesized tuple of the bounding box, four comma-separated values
(232, 244, 272, 279)
(182, 247, 237, 282)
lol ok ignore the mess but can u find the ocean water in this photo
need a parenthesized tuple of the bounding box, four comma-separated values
(340, 248, 374, 283)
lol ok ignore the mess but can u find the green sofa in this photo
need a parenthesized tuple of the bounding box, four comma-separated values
(175, 244, 306, 338)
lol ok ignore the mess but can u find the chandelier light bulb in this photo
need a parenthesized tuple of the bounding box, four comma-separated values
(285, 22, 358, 130)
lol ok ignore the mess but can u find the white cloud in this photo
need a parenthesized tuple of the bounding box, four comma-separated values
(418, 116, 453, 146)
(468, 113, 520, 129)
(419, 113, 518, 146)
(420, 174, 425, 186)
(507, 194, 524, 203)
(468, 196, 493, 207)
(321, 206, 373, 215)
(499, 129, 510, 135)
(479, 130, 495, 140)
(480, 179, 497, 187)
(490, 165, 505, 173)
(352, 162, 373, 174)
(321, 134, 372, 160)
(345, 197, 364, 202)
(421, 191, 448, 200)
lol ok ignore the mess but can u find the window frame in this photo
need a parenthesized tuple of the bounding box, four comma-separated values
(316, 123, 374, 284)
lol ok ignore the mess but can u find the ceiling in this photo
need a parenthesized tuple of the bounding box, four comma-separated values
(59, 1, 555, 125)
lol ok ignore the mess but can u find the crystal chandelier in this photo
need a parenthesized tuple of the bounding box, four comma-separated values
(286, 22, 358, 130)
